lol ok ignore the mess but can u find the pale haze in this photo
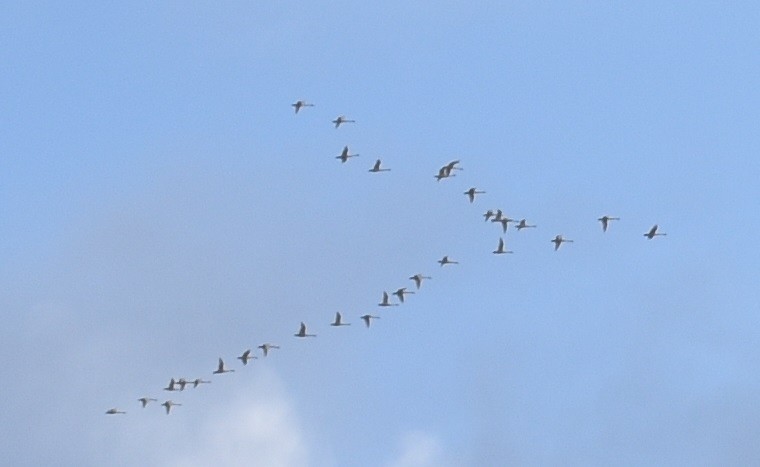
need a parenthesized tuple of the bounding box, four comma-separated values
(2, 2, 759, 466)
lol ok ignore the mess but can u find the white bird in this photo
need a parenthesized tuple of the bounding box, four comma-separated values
(294, 322, 316, 338)
(292, 100, 314, 114)
(515, 219, 536, 230)
(105, 408, 126, 415)
(237, 349, 257, 366)
(332, 115, 355, 128)
(258, 343, 280, 357)
(176, 378, 189, 391)
(598, 215, 620, 232)
(336, 145, 359, 163)
(138, 397, 157, 408)
(464, 187, 485, 203)
(161, 400, 182, 415)
(378, 291, 399, 307)
(551, 235, 574, 251)
(331, 312, 351, 326)
(369, 159, 390, 172)
(361, 314, 380, 328)
(408, 274, 432, 290)
(438, 255, 459, 266)
(163, 378, 178, 392)
(393, 287, 415, 303)
(493, 237, 514, 255)
(213, 358, 235, 374)
(191, 378, 211, 388)
(644, 224, 667, 239)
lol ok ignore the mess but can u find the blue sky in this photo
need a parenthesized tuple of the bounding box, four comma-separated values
(2, 2, 760, 466)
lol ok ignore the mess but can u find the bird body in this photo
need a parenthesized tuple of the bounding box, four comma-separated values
(292, 100, 314, 114)
(464, 187, 485, 203)
(515, 219, 536, 230)
(644, 224, 667, 239)
(237, 349, 257, 365)
(493, 237, 514, 255)
(551, 235, 574, 251)
(378, 291, 399, 307)
(598, 215, 620, 232)
(106, 408, 126, 415)
(438, 256, 459, 266)
(393, 287, 415, 303)
(161, 400, 182, 415)
(258, 343, 280, 356)
(213, 358, 235, 374)
(332, 115, 355, 128)
(336, 146, 359, 163)
(138, 397, 157, 408)
(163, 378, 178, 392)
(191, 378, 211, 388)
(409, 274, 431, 289)
(369, 159, 390, 172)
(294, 322, 316, 337)
(331, 312, 351, 326)
(361, 314, 380, 328)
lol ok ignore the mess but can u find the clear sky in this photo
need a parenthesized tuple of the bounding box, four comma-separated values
(2, 2, 760, 466)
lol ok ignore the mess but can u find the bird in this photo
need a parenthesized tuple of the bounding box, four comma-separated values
(331, 312, 351, 326)
(213, 358, 235, 374)
(393, 287, 415, 303)
(438, 255, 459, 266)
(163, 378, 178, 392)
(493, 237, 514, 255)
(237, 349, 257, 365)
(409, 274, 432, 290)
(294, 322, 316, 338)
(332, 115, 355, 128)
(494, 216, 517, 234)
(434, 160, 462, 181)
(464, 187, 485, 203)
(378, 291, 399, 307)
(515, 219, 536, 230)
(191, 378, 211, 388)
(644, 224, 667, 239)
(551, 235, 574, 251)
(443, 160, 463, 173)
(105, 408, 126, 415)
(292, 100, 314, 114)
(161, 400, 182, 415)
(258, 343, 280, 357)
(368, 159, 390, 172)
(361, 314, 380, 328)
(138, 397, 157, 408)
(483, 210, 495, 222)
(176, 378, 189, 391)
(336, 145, 359, 163)
(598, 215, 620, 232)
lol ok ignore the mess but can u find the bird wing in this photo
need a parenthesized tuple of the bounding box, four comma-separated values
(299, 322, 307, 334)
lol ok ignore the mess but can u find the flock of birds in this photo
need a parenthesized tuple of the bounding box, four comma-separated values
(106, 99, 667, 416)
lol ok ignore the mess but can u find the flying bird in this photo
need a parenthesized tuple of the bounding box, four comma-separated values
(258, 343, 280, 357)
(493, 237, 514, 255)
(515, 219, 536, 230)
(598, 215, 620, 232)
(434, 160, 462, 181)
(292, 100, 314, 114)
(191, 378, 211, 388)
(163, 378, 178, 392)
(138, 397, 157, 408)
(437, 256, 459, 266)
(494, 216, 517, 234)
(361, 314, 380, 328)
(105, 408, 126, 415)
(176, 378, 189, 391)
(294, 322, 316, 338)
(483, 210, 495, 222)
(331, 312, 351, 326)
(551, 235, 574, 251)
(332, 115, 355, 128)
(213, 358, 235, 374)
(378, 291, 399, 307)
(369, 159, 390, 172)
(393, 287, 415, 303)
(409, 274, 431, 290)
(161, 400, 182, 415)
(644, 224, 667, 239)
(336, 145, 359, 163)
(464, 188, 485, 203)
(237, 349, 257, 365)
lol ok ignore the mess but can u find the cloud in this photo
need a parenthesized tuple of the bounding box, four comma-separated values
(164, 371, 311, 467)
(385, 431, 447, 467)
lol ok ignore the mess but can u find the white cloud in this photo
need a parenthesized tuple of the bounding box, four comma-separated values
(385, 431, 446, 467)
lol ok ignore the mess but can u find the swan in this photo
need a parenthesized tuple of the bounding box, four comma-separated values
(161, 400, 182, 415)
(598, 215, 620, 232)
(258, 343, 280, 356)
(105, 408, 126, 415)
(644, 224, 667, 239)
(237, 349, 257, 365)
(332, 115, 355, 128)
(393, 287, 415, 303)
(361, 314, 380, 328)
(191, 378, 211, 388)
(464, 187, 485, 203)
(551, 235, 574, 251)
(336, 145, 359, 163)
(292, 100, 314, 114)
(369, 159, 390, 172)
(294, 322, 316, 337)
(515, 219, 536, 230)
(213, 358, 235, 374)
(138, 397, 157, 408)
(331, 312, 351, 326)
(378, 291, 399, 307)
(437, 255, 459, 266)
(163, 378, 178, 392)
(408, 274, 431, 290)
(493, 237, 514, 255)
